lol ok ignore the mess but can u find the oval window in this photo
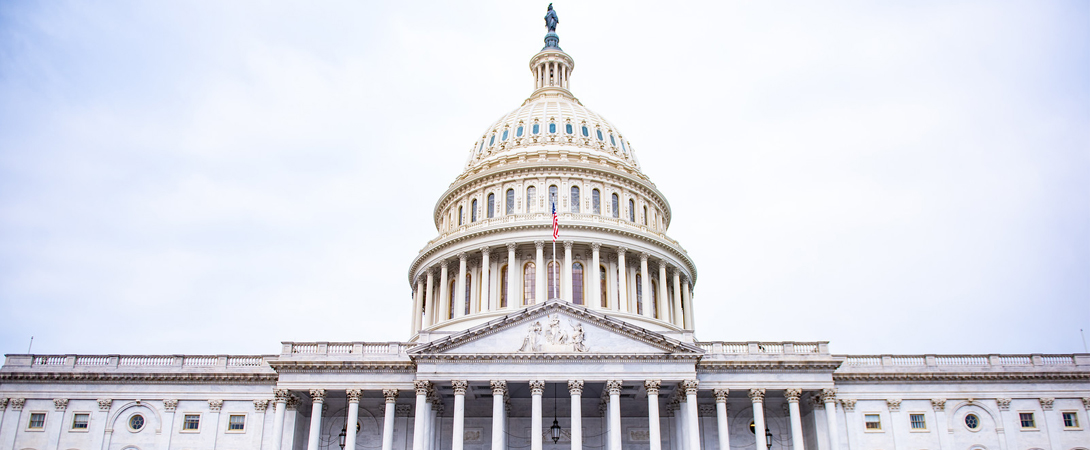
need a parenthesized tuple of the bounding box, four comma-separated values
(610, 134, 616, 146)
(489, 135, 495, 146)
(129, 414, 145, 431)
(533, 124, 540, 135)
(597, 129, 604, 141)
(549, 123, 556, 134)
(965, 413, 980, 430)
(502, 130, 509, 141)
(581, 126, 589, 137)
(565, 123, 573, 134)
(516, 126, 524, 137)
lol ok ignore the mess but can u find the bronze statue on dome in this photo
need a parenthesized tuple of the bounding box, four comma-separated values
(545, 4, 559, 33)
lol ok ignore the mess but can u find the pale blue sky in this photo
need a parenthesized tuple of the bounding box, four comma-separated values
(1, 1, 1087, 356)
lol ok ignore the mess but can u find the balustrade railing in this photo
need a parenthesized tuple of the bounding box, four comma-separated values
(838, 354, 1081, 369)
(284, 342, 413, 357)
(119, 356, 175, 366)
(697, 341, 829, 355)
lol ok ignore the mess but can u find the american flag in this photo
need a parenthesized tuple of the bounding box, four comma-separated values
(552, 203, 559, 241)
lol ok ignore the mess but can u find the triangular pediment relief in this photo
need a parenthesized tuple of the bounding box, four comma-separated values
(409, 300, 703, 357)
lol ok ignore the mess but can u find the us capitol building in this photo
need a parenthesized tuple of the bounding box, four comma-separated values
(2, 7, 1088, 450)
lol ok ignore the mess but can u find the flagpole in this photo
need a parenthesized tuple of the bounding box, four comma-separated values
(552, 240, 557, 300)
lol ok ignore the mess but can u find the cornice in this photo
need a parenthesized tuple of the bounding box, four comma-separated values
(267, 361, 416, 374)
(833, 372, 1090, 383)
(415, 353, 700, 362)
(0, 372, 278, 385)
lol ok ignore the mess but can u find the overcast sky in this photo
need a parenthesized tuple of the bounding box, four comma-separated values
(1, 1, 1087, 357)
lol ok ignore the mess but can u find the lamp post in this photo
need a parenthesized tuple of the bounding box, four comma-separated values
(550, 383, 562, 444)
(339, 426, 347, 449)
(764, 428, 773, 449)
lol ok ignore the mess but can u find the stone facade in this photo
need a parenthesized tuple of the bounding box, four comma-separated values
(2, 7, 1088, 450)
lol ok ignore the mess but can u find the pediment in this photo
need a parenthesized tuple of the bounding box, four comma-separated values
(409, 300, 703, 357)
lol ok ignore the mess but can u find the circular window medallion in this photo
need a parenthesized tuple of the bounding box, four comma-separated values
(129, 414, 145, 431)
(964, 413, 980, 430)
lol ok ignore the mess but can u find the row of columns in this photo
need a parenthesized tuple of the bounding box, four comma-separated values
(411, 243, 695, 333)
(535, 60, 568, 90)
(269, 388, 401, 450)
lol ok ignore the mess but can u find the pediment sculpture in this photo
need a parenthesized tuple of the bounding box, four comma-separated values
(518, 314, 588, 353)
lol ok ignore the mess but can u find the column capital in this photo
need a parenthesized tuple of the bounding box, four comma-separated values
(309, 389, 326, 403)
(53, 398, 68, 411)
(10, 398, 27, 411)
(414, 380, 432, 395)
(452, 380, 469, 395)
(507, 242, 518, 251)
(640, 252, 649, 262)
(1039, 398, 1054, 411)
(491, 380, 508, 396)
(274, 389, 290, 402)
(886, 399, 901, 411)
(563, 240, 574, 249)
(996, 398, 1011, 410)
(535, 240, 545, 249)
(440, 260, 449, 270)
(209, 399, 224, 411)
(930, 398, 946, 412)
(162, 399, 176, 412)
(286, 396, 299, 410)
(568, 380, 584, 395)
(682, 379, 699, 395)
(645, 380, 661, 395)
(530, 380, 546, 395)
(617, 246, 627, 255)
(384, 389, 399, 403)
(820, 388, 838, 404)
(0, 399, 7, 410)
(481, 247, 491, 256)
(606, 380, 623, 395)
(254, 399, 270, 412)
(458, 252, 467, 262)
(784, 388, 802, 403)
(591, 242, 601, 251)
(840, 398, 856, 412)
(713, 389, 729, 403)
(1082, 397, 1090, 410)
(347, 389, 363, 403)
(747, 388, 765, 403)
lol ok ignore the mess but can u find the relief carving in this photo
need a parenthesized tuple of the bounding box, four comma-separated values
(517, 314, 589, 353)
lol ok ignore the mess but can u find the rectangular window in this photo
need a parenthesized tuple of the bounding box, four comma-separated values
(71, 413, 90, 430)
(1063, 411, 1080, 428)
(864, 414, 881, 430)
(1019, 412, 1036, 429)
(909, 413, 926, 430)
(28, 413, 46, 429)
(183, 414, 201, 431)
(228, 414, 246, 431)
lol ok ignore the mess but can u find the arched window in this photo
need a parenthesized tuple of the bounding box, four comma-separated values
(635, 273, 643, 315)
(643, 206, 648, 225)
(549, 185, 558, 212)
(501, 129, 509, 141)
(549, 123, 557, 134)
(628, 199, 635, 222)
(523, 262, 536, 305)
(526, 186, 537, 213)
(516, 126, 524, 137)
(487, 193, 495, 218)
(500, 265, 508, 308)
(448, 279, 456, 319)
(592, 189, 601, 214)
(565, 123, 573, 134)
(506, 189, 515, 215)
(572, 262, 584, 305)
(471, 199, 478, 222)
(611, 193, 620, 218)
(547, 261, 560, 300)
(581, 125, 589, 137)
(599, 265, 609, 308)
(570, 186, 580, 213)
(533, 123, 540, 135)
(650, 279, 658, 318)
(458, 206, 464, 226)
(465, 273, 472, 315)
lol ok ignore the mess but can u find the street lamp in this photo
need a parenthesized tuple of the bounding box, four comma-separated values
(764, 428, 773, 448)
(550, 383, 562, 443)
(339, 426, 347, 449)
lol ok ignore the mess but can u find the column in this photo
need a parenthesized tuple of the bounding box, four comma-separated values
(658, 262, 669, 321)
(885, 399, 901, 450)
(821, 389, 839, 450)
(413, 381, 431, 450)
(931, 399, 948, 450)
(685, 381, 701, 450)
(531, 381, 545, 450)
(1040, 398, 1060, 450)
(590, 243, 601, 309)
(346, 390, 362, 450)
(640, 253, 651, 317)
(995, 398, 1017, 450)
(672, 269, 684, 327)
(749, 389, 767, 450)
(307, 390, 326, 450)
(607, 380, 623, 450)
(786, 389, 805, 450)
(507, 243, 518, 309)
(481, 247, 491, 312)
(535, 241, 545, 303)
(158, 399, 176, 450)
(491, 382, 507, 450)
(413, 279, 424, 333)
(456, 253, 468, 317)
(272, 391, 288, 450)
(569, 380, 584, 450)
(424, 270, 435, 327)
(383, 390, 399, 450)
(439, 262, 450, 320)
(841, 399, 859, 450)
(616, 248, 628, 312)
(563, 241, 574, 302)
(452, 381, 468, 450)
(682, 280, 694, 329)
(647, 381, 663, 450)
(254, 400, 269, 450)
(714, 390, 730, 450)
(678, 395, 690, 450)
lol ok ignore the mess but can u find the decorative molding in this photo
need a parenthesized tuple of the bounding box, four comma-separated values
(699, 405, 715, 417)
(606, 380, 623, 395)
(645, 380, 661, 396)
(384, 389, 399, 403)
(452, 380, 469, 395)
(286, 396, 299, 410)
(748, 388, 766, 403)
(274, 389, 290, 403)
(568, 380, 584, 395)
(1039, 398, 1054, 411)
(208, 399, 223, 411)
(530, 380, 546, 395)
(11, 398, 25, 410)
(784, 389, 801, 403)
(396, 405, 411, 417)
(996, 398, 1011, 411)
(840, 399, 856, 412)
(0, 398, 7, 410)
(53, 398, 68, 411)
(713, 389, 729, 403)
(0, 372, 278, 384)
(309, 389, 326, 403)
(886, 399, 902, 411)
(682, 379, 699, 396)
(254, 399, 270, 412)
(1083, 397, 1090, 410)
(833, 372, 1090, 382)
(931, 399, 946, 412)
(820, 388, 838, 404)
(414, 380, 432, 395)
(347, 389, 362, 403)
(98, 399, 112, 411)
(268, 361, 415, 373)
(491, 380, 508, 396)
